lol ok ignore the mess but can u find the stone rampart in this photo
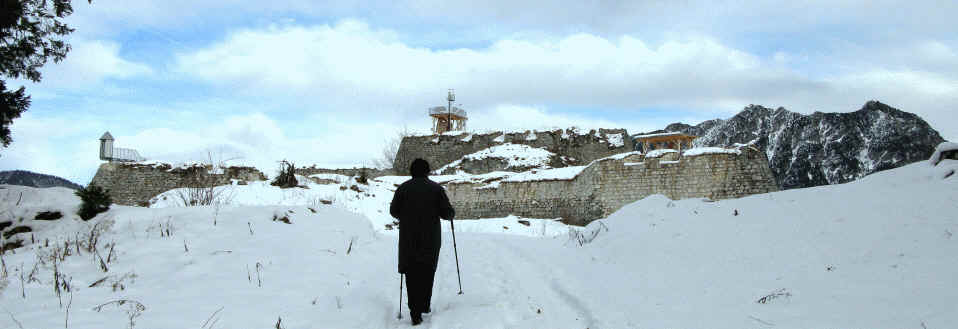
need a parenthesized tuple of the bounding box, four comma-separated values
(90, 163, 266, 206)
(298, 166, 394, 179)
(443, 148, 779, 225)
(394, 128, 633, 174)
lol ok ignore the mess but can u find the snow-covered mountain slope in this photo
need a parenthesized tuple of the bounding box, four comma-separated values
(653, 101, 946, 189)
(0, 154, 955, 328)
(0, 170, 83, 190)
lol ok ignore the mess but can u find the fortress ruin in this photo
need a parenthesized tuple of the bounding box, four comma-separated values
(90, 110, 779, 224)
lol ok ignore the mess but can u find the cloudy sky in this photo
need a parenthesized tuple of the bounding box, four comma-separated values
(2, 0, 956, 184)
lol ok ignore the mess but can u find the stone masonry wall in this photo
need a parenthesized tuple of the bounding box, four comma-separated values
(90, 163, 267, 206)
(444, 148, 779, 225)
(394, 128, 633, 174)
(298, 166, 395, 179)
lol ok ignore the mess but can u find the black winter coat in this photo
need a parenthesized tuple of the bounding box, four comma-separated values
(390, 177, 455, 274)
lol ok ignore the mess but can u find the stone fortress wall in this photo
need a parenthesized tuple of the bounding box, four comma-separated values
(394, 128, 634, 175)
(89, 125, 780, 225)
(90, 162, 266, 206)
(297, 166, 394, 179)
(443, 148, 779, 225)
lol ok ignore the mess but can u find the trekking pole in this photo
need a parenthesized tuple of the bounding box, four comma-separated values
(449, 219, 463, 294)
(398, 274, 404, 319)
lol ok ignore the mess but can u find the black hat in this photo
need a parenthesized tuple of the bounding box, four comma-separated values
(410, 158, 430, 177)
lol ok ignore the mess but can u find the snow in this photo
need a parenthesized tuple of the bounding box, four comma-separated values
(460, 134, 472, 142)
(929, 142, 958, 166)
(525, 130, 537, 141)
(607, 133, 625, 147)
(645, 149, 678, 158)
(633, 131, 685, 138)
(307, 174, 350, 183)
(2, 157, 957, 328)
(431, 159, 463, 174)
(492, 134, 505, 143)
(443, 171, 514, 186)
(433, 143, 556, 174)
(682, 147, 742, 157)
(660, 160, 680, 164)
(596, 151, 641, 161)
(464, 144, 553, 167)
(501, 166, 587, 182)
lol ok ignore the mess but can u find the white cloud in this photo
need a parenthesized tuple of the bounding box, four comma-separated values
(167, 19, 958, 141)
(6, 6, 958, 186)
(173, 20, 784, 112)
(18, 39, 152, 90)
(0, 114, 104, 185)
(464, 104, 709, 136)
(119, 112, 391, 176)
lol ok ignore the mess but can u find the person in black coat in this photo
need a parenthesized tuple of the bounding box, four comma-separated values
(390, 158, 455, 325)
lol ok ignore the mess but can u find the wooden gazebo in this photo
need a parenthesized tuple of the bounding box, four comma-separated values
(429, 89, 468, 134)
(633, 132, 697, 153)
(429, 106, 468, 134)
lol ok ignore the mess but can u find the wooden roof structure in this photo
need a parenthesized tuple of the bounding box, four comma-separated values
(633, 132, 698, 152)
(429, 106, 468, 134)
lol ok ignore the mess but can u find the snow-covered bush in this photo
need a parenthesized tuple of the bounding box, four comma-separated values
(271, 160, 298, 188)
(75, 185, 112, 220)
(566, 220, 608, 246)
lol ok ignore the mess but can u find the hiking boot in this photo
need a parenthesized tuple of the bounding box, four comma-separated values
(411, 313, 423, 326)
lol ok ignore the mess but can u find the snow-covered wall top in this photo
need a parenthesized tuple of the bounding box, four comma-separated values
(394, 128, 633, 175)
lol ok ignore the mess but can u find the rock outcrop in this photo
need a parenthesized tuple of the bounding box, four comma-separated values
(640, 101, 945, 189)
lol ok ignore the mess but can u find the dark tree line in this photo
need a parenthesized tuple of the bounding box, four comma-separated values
(1, 0, 90, 147)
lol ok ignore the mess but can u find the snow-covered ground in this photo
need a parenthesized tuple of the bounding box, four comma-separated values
(1, 156, 956, 328)
(433, 143, 558, 174)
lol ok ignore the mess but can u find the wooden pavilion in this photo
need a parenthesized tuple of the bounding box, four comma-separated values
(633, 132, 698, 153)
(429, 106, 468, 134)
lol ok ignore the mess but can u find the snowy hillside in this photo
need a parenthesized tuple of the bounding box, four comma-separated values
(0, 170, 83, 190)
(0, 150, 956, 328)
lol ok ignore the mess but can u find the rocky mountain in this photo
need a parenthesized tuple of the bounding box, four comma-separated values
(640, 101, 946, 189)
(0, 170, 83, 190)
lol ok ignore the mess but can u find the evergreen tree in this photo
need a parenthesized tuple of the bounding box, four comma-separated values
(75, 184, 111, 220)
(0, 0, 90, 147)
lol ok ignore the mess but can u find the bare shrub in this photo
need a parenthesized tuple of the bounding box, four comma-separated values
(372, 125, 410, 170)
(255, 262, 264, 287)
(92, 299, 146, 329)
(146, 219, 175, 238)
(346, 236, 356, 255)
(175, 152, 236, 207)
(4, 308, 24, 329)
(756, 288, 791, 304)
(176, 169, 232, 207)
(271, 160, 298, 188)
(356, 169, 369, 185)
(565, 221, 608, 247)
(201, 307, 224, 329)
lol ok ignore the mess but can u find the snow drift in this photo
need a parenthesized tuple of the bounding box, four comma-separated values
(0, 152, 955, 328)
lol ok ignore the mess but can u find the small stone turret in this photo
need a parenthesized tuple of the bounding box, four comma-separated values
(99, 132, 114, 161)
(97, 131, 145, 162)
